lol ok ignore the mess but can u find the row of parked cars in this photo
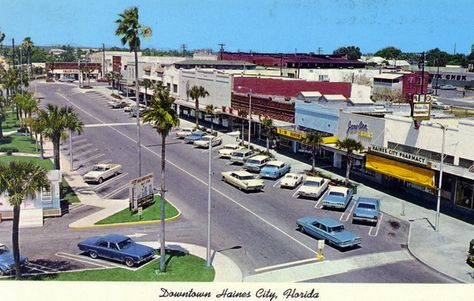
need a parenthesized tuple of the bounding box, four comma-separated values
(107, 99, 146, 117)
(175, 126, 382, 251)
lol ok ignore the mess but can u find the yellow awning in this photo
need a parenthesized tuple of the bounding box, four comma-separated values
(365, 154, 435, 189)
(322, 136, 338, 144)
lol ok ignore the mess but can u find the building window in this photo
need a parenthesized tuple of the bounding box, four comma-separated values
(459, 158, 473, 168)
(455, 180, 474, 210)
(173, 84, 178, 93)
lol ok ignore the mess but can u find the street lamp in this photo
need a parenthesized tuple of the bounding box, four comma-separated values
(237, 86, 252, 149)
(206, 115, 213, 268)
(429, 121, 448, 232)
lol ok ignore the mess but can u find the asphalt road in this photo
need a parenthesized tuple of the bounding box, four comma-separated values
(0, 81, 456, 282)
(433, 89, 474, 108)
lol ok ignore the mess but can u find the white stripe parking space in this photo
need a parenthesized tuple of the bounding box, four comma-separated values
(92, 173, 129, 192)
(74, 153, 105, 166)
(102, 183, 130, 199)
(245, 250, 413, 282)
(369, 213, 384, 237)
(339, 201, 357, 222)
(72, 148, 100, 159)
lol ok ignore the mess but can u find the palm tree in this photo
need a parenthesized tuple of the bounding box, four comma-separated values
(0, 95, 7, 138)
(21, 37, 34, 78)
(237, 109, 248, 147)
(302, 132, 324, 173)
(0, 30, 5, 54)
(0, 161, 50, 279)
(204, 104, 216, 133)
(189, 86, 209, 129)
(335, 138, 364, 186)
(261, 116, 274, 154)
(116, 7, 152, 176)
(37, 104, 84, 170)
(142, 85, 179, 273)
(140, 78, 153, 107)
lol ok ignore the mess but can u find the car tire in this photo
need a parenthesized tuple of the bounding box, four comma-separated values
(124, 258, 135, 267)
(89, 251, 99, 259)
(298, 225, 304, 233)
(98, 178, 104, 184)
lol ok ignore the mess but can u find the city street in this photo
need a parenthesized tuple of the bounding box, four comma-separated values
(0, 81, 455, 282)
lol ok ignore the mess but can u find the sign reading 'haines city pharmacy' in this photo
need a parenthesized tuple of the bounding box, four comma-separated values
(370, 145, 428, 166)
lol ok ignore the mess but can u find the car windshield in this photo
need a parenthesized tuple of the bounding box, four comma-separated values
(92, 166, 106, 171)
(329, 191, 345, 197)
(240, 175, 254, 180)
(264, 165, 278, 170)
(305, 180, 321, 187)
(246, 159, 260, 164)
(117, 238, 133, 249)
(358, 203, 376, 210)
(233, 153, 243, 157)
(328, 225, 345, 232)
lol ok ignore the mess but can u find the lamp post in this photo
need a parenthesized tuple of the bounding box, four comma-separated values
(435, 123, 447, 232)
(206, 122, 212, 267)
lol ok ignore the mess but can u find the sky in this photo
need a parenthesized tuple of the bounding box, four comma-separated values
(0, 0, 473, 54)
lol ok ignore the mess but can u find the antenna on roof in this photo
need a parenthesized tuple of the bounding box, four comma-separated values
(218, 43, 225, 60)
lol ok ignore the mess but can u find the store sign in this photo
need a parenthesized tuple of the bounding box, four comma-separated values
(129, 173, 155, 213)
(276, 128, 306, 140)
(346, 120, 373, 139)
(432, 74, 468, 81)
(370, 145, 428, 166)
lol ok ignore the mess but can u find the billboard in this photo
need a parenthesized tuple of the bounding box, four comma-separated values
(129, 173, 155, 213)
(112, 56, 121, 72)
(412, 94, 432, 121)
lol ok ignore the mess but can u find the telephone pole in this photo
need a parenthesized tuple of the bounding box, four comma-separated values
(180, 43, 187, 57)
(218, 43, 225, 60)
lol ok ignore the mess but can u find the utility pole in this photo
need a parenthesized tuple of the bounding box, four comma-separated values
(317, 47, 323, 55)
(12, 38, 15, 69)
(420, 51, 425, 95)
(435, 124, 447, 232)
(218, 43, 225, 60)
(102, 43, 106, 77)
(180, 44, 187, 57)
(206, 124, 212, 267)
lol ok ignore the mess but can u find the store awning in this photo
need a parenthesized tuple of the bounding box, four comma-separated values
(365, 154, 435, 189)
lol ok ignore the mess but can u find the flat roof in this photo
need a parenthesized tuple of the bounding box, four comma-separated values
(299, 91, 322, 97)
(374, 73, 404, 80)
(175, 59, 256, 66)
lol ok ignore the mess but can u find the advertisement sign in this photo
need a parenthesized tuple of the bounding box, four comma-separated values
(129, 173, 155, 213)
(412, 94, 432, 120)
(112, 56, 121, 72)
(276, 128, 306, 140)
(369, 145, 428, 166)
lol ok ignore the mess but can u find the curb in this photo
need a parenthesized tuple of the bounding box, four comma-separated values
(69, 198, 182, 229)
(405, 222, 466, 283)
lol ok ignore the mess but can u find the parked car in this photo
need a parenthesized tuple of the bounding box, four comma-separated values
(193, 135, 223, 148)
(77, 234, 155, 267)
(184, 131, 206, 144)
(123, 105, 134, 112)
(218, 143, 244, 158)
(296, 216, 361, 248)
(243, 155, 272, 172)
(59, 77, 74, 83)
(431, 101, 450, 110)
(440, 84, 457, 90)
(176, 127, 196, 139)
(108, 100, 128, 109)
(83, 164, 122, 184)
(230, 148, 254, 164)
(296, 176, 329, 199)
(129, 106, 145, 117)
(259, 160, 290, 179)
(353, 197, 381, 224)
(279, 173, 304, 189)
(221, 170, 264, 192)
(321, 186, 353, 210)
(0, 243, 28, 276)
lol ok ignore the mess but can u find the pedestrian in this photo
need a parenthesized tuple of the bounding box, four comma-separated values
(272, 138, 277, 150)
(276, 137, 280, 150)
(463, 90, 466, 98)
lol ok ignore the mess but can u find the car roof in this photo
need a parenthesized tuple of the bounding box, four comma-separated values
(305, 176, 324, 182)
(102, 234, 129, 243)
(202, 135, 214, 139)
(224, 143, 240, 148)
(310, 216, 343, 227)
(180, 127, 194, 131)
(233, 149, 252, 154)
(328, 186, 349, 193)
(248, 155, 269, 161)
(357, 197, 380, 205)
(285, 173, 301, 177)
(266, 160, 285, 166)
(232, 170, 253, 176)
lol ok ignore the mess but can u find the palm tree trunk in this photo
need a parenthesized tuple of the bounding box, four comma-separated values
(345, 155, 352, 186)
(53, 136, 60, 170)
(195, 98, 199, 129)
(0, 120, 3, 138)
(34, 132, 38, 151)
(266, 137, 269, 155)
(40, 134, 44, 159)
(312, 146, 316, 173)
(12, 204, 21, 279)
(241, 122, 244, 146)
(134, 48, 141, 177)
(159, 134, 167, 272)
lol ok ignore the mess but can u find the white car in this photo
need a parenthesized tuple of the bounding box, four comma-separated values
(296, 176, 329, 199)
(221, 170, 264, 192)
(280, 173, 304, 189)
(123, 105, 134, 112)
(431, 101, 450, 110)
(218, 144, 244, 158)
(176, 127, 196, 138)
(193, 135, 223, 148)
(84, 164, 122, 184)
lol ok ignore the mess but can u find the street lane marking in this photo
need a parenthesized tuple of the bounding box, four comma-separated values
(254, 257, 318, 273)
(75, 153, 105, 165)
(92, 173, 129, 192)
(68, 204, 85, 212)
(56, 92, 317, 254)
(103, 183, 129, 199)
(73, 148, 100, 159)
(291, 190, 300, 198)
(273, 179, 281, 188)
(369, 213, 384, 237)
(55, 252, 112, 268)
(339, 201, 357, 222)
